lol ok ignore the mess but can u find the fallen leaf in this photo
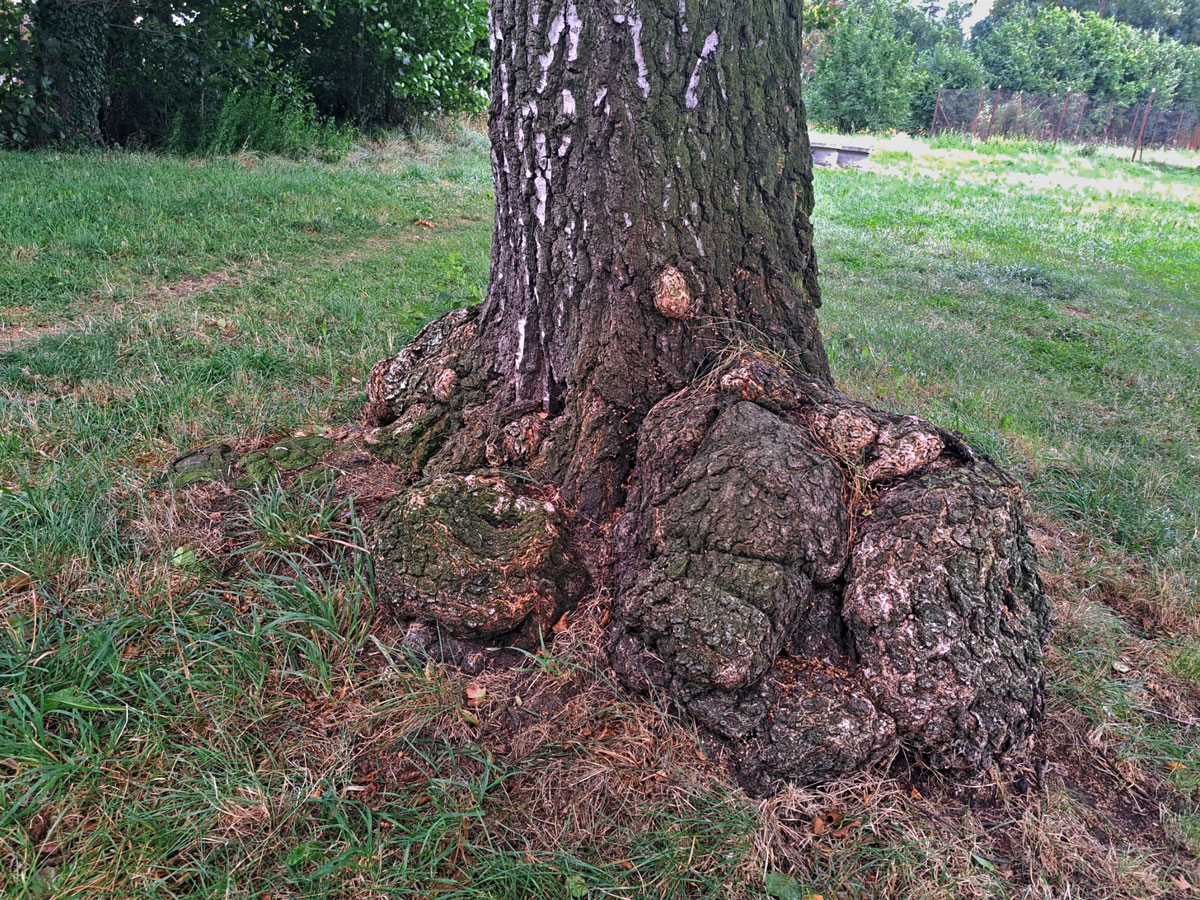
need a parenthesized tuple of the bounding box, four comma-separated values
(414, 219, 437, 228)
(831, 819, 862, 839)
(1, 575, 32, 595)
(465, 684, 487, 706)
(763, 872, 808, 899)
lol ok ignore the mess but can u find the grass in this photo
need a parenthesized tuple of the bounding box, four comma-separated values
(1, 125, 1198, 898)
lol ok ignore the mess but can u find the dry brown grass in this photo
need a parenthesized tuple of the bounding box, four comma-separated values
(115, 465, 1200, 899)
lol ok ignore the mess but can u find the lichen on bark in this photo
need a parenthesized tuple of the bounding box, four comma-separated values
(372, 472, 586, 645)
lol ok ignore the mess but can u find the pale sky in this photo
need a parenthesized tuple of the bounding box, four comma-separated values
(962, 0, 996, 30)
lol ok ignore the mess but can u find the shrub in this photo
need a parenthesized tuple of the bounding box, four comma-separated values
(167, 73, 352, 160)
(807, 0, 922, 133)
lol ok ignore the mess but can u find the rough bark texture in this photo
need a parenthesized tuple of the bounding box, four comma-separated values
(608, 354, 1051, 790)
(369, 0, 827, 518)
(373, 473, 586, 646)
(362, 0, 1053, 792)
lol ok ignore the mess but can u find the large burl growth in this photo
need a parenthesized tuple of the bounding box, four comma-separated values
(363, 0, 1052, 791)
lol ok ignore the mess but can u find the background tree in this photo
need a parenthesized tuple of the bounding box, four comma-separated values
(974, 5, 1194, 104)
(981, 0, 1200, 45)
(26, 0, 109, 145)
(807, 0, 922, 131)
(2, 0, 489, 150)
(363, 0, 1052, 791)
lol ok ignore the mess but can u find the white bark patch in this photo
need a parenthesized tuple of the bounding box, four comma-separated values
(562, 89, 576, 116)
(566, 1, 582, 61)
(594, 87, 608, 108)
(515, 315, 528, 385)
(685, 29, 719, 109)
(558, 135, 572, 156)
(653, 267, 694, 319)
(535, 175, 548, 228)
(537, 9, 566, 93)
(627, 10, 652, 98)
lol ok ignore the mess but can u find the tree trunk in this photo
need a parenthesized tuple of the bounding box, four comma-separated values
(369, 0, 826, 517)
(365, 0, 1051, 792)
(32, 0, 108, 146)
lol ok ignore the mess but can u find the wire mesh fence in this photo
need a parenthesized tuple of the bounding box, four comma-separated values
(930, 87, 1200, 153)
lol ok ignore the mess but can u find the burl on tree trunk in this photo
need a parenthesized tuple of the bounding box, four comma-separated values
(364, 0, 1051, 792)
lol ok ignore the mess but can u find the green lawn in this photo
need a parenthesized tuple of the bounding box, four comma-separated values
(1, 128, 1198, 899)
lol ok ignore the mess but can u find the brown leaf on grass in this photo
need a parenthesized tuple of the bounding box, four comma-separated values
(1, 575, 32, 596)
(465, 684, 487, 707)
(830, 819, 862, 839)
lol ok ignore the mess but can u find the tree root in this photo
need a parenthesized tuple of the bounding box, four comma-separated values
(357, 309, 1052, 793)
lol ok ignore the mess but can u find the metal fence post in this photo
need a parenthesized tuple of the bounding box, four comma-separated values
(1053, 91, 1072, 143)
(970, 87, 986, 140)
(1146, 106, 1163, 151)
(1132, 89, 1155, 160)
(984, 87, 1001, 142)
(1072, 95, 1088, 143)
(930, 84, 944, 137)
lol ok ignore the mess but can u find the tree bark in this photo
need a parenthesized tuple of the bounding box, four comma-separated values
(369, 0, 826, 517)
(365, 0, 1051, 792)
